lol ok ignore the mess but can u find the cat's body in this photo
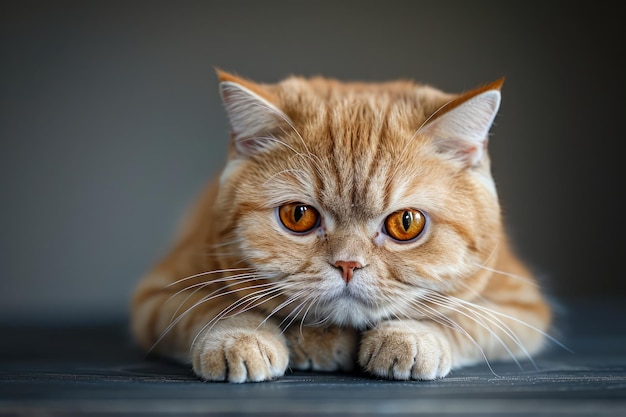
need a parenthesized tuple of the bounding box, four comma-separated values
(131, 70, 552, 383)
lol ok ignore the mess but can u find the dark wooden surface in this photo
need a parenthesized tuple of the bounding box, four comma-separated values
(1, 298, 625, 416)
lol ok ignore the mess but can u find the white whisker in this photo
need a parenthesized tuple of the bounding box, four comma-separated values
(165, 268, 253, 289)
(167, 274, 261, 323)
(150, 280, 278, 354)
(474, 264, 537, 286)
(422, 291, 526, 370)
(406, 297, 500, 377)
(298, 294, 321, 337)
(447, 294, 571, 353)
(190, 283, 296, 352)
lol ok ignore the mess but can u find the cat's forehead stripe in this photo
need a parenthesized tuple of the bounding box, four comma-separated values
(271, 90, 431, 220)
(317, 98, 395, 218)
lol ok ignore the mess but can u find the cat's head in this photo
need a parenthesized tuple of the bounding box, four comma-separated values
(213, 69, 504, 328)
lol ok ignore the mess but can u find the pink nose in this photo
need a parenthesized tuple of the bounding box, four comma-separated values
(334, 261, 363, 283)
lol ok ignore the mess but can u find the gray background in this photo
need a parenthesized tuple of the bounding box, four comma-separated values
(1, 1, 622, 324)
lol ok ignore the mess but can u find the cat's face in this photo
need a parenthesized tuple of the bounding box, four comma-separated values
(213, 73, 503, 328)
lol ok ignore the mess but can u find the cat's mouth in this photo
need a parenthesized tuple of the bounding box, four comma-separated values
(326, 284, 374, 306)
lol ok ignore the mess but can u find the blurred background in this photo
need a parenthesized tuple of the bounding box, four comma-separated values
(1, 1, 622, 324)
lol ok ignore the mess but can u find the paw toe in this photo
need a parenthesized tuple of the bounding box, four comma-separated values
(194, 330, 288, 383)
(359, 321, 452, 381)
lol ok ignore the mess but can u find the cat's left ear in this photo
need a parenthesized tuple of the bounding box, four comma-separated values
(216, 69, 290, 156)
(421, 78, 504, 166)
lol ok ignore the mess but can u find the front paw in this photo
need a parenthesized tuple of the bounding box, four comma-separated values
(191, 319, 289, 383)
(285, 325, 358, 372)
(359, 320, 452, 380)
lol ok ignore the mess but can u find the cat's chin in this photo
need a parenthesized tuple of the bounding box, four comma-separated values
(313, 297, 383, 329)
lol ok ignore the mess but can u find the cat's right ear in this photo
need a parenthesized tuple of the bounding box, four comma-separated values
(216, 69, 289, 156)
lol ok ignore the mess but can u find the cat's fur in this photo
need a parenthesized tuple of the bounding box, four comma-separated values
(130, 69, 553, 383)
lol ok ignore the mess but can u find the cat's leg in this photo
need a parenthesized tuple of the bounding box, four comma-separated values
(358, 319, 452, 380)
(191, 312, 289, 383)
(132, 272, 290, 383)
(284, 325, 358, 372)
(358, 294, 551, 380)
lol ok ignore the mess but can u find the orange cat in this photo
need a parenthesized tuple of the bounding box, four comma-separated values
(130, 70, 553, 383)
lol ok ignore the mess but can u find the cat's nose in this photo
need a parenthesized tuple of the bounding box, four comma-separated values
(334, 261, 363, 283)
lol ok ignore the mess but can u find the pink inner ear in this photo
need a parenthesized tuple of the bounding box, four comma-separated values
(236, 136, 269, 154)
(421, 90, 501, 166)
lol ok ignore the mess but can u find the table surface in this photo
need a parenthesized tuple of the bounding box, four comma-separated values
(1, 297, 625, 416)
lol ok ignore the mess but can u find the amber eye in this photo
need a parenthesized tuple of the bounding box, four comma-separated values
(278, 203, 320, 234)
(384, 209, 426, 242)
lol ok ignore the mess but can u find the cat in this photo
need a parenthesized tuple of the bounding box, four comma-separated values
(130, 69, 554, 383)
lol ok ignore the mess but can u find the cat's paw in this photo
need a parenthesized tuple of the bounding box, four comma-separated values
(359, 320, 452, 380)
(285, 325, 358, 372)
(191, 319, 289, 383)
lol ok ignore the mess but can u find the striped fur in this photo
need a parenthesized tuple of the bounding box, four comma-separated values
(130, 71, 553, 383)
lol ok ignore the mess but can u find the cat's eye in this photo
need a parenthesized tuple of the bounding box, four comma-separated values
(278, 203, 320, 234)
(384, 209, 426, 242)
